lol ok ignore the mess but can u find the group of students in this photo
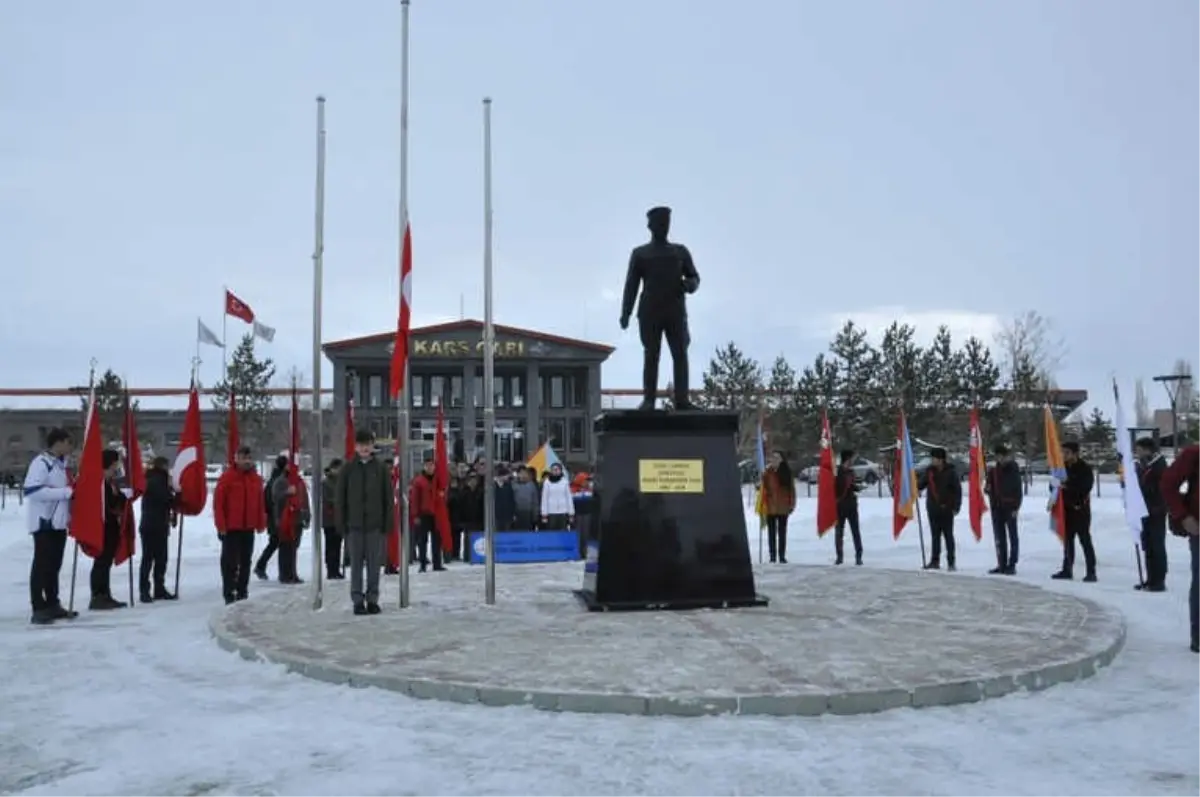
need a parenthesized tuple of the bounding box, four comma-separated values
(755, 438, 1200, 652)
(24, 428, 178, 625)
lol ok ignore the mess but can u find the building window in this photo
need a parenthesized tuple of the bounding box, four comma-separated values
(430, 375, 445, 407)
(568, 417, 586, 453)
(411, 375, 425, 409)
(570, 371, 587, 409)
(474, 368, 505, 408)
(347, 374, 361, 404)
(549, 376, 565, 409)
(449, 375, 463, 408)
(548, 418, 565, 450)
(368, 374, 383, 408)
(510, 375, 524, 408)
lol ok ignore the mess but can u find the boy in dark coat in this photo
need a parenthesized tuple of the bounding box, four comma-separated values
(255, 456, 288, 580)
(91, 449, 129, 610)
(1052, 441, 1097, 582)
(139, 456, 177, 602)
(321, 459, 344, 580)
(920, 447, 962, 571)
(986, 444, 1023, 575)
(834, 449, 863, 565)
(1134, 438, 1168, 591)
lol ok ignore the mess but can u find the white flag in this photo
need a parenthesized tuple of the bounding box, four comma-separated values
(1113, 380, 1148, 545)
(253, 320, 276, 343)
(197, 318, 224, 348)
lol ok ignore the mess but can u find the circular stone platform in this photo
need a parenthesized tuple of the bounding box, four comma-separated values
(209, 564, 1125, 717)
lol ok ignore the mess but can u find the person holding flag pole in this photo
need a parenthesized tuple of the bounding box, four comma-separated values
(892, 408, 927, 568)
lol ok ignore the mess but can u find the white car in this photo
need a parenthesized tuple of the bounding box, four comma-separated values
(800, 456, 884, 485)
(205, 464, 223, 481)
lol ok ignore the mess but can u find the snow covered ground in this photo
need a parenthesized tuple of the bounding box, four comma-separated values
(0, 481, 1196, 796)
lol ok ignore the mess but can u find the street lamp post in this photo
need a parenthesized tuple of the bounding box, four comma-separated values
(1152, 374, 1187, 454)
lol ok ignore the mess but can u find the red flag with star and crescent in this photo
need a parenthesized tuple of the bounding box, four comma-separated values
(389, 220, 412, 398)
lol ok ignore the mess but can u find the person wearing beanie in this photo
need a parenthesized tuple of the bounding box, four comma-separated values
(986, 443, 1023, 575)
(138, 455, 178, 602)
(90, 448, 130, 610)
(919, 447, 962, 571)
(255, 454, 289, 580)
(834, 449, 863, 566)
(321, 459, 345, 580)
(1052, 441, 1097, 582)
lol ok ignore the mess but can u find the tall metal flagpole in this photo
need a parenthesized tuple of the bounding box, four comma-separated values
(221, 285, 228, 377)
(396, 0, 412, 609)
(482, 96, 497, 606)
(310, 96, 327, 610)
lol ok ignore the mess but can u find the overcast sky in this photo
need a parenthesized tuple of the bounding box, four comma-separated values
(2, 0, 1196, 412)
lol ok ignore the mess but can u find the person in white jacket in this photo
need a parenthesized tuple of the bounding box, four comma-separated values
(539, 462, 575, 531)
(24, 428, 77, 625)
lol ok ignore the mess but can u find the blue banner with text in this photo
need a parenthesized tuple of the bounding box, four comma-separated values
(467, 531, 580, 564)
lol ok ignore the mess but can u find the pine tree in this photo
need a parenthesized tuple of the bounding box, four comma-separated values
(698, 342, 763, 455)
(211, 334, 276, 458)
(828, 321, 878, 451)
(873, 322, 924, 444)
(959, 335, 1002, 437)
(79, 369, 139, 446)
(1081, 406, 1116, 451)
(764, 355, 799, 453)
(918, 325, 964, 443)
(794, 353, 839, 455)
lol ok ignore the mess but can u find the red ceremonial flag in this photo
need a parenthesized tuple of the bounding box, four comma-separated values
(70, 389, 107, 556)
(433, 405, 453, 553)
(815, 409, 838, 537)
(967, 405, 988, 541)
(344, 396, 356, 460)
(226, 388, 240, 469)
(172, 382, 208, 515)
(224, 289, 255, 324)
(389, 220, 413, 398)
(114, 393, 146, 566)
(278, 385, 306, 542)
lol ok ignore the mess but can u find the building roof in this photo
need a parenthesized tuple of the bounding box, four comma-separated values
(322, 319, 615, 356)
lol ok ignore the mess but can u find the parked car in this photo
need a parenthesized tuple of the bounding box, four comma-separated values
(800, 456, 884, 485)
(205, 463, 223, 482)
(738, 459, 760, 485)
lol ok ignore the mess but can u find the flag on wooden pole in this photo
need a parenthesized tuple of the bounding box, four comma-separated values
(967, 406, 988, 541)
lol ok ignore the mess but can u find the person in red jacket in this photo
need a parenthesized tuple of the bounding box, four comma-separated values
(1160, 444, 1199, 653)
(213, 445, 268, 605)
(409, 459, 444, 573)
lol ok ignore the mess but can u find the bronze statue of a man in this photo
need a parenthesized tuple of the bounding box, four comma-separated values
(620, 205, 700, 411)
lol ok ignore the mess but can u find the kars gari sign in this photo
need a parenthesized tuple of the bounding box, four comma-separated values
(637, 459, 704, 494)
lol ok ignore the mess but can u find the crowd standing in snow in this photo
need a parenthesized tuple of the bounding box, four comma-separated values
(19, 427, 1198, 651)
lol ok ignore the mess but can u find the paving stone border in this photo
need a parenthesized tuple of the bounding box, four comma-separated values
(209, 565, 1126, 717)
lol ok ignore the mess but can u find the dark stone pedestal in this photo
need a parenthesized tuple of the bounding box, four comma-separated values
(576, 410, 768, 612)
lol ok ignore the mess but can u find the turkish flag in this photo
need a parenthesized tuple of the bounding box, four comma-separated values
(389, 220, 412, 398)
(433, 405, 453, 553)
(172, 384, 208, 515)
(278, 385, 306, 543)
(815, 410, 838, 537)
(70, 391, 106, 556)
(224, 289, 255, 324)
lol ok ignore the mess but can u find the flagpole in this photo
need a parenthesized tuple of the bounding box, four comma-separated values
(67, 358, 98, 618)
(124, 382, 135, 608)
(194, 319, 202, 387)
(482, 96, 496, 606)
(174, 356, 199, 598)
(396, 0, 412, 609)
(221, 285, 228, 378)
(307, 95, 328, 610)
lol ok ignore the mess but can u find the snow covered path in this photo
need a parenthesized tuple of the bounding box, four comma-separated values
(0, 485, 1196, 796)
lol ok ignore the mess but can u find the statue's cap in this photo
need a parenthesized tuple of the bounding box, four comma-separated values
(646, 205, 672, 220)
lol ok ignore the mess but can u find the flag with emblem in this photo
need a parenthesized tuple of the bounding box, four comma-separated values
(172, 382, 208, 516)
(754, 412, 768, 530)
(389, 219, 413, 398)
(892, 411, 919, 540)
(1044, 404, 1067, 542)
(224, 289, 255, 324)
(967, 405, 987, 541)
(816, 409, 838, 537)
